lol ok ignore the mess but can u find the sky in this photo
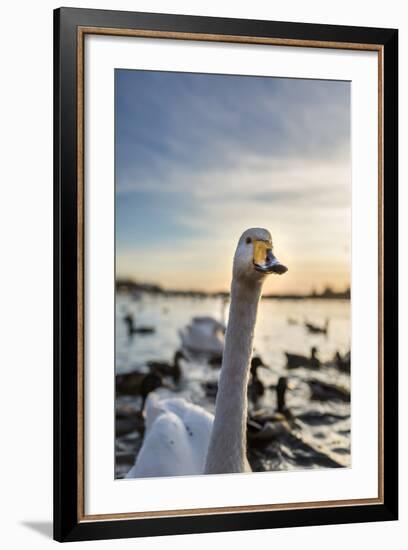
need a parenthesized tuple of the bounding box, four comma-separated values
(115, 69, 351, 294)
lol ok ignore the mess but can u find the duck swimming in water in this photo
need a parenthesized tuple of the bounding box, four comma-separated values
(123, 313, 155, 336)
(116, 372, 164, 436)
(203, 355, 270, 402)
(147, 350, 185, 384)
(247, 377, 295, 445)
(307, 378, 350, 402)
(248, 356, 271, 403)
(116, 371, 163, 401)
(285, 346, 320, 369)
(333, 350, 351, 373)
(305, 319, 329, 336)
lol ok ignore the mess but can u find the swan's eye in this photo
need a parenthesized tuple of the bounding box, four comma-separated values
(246, 237, 252, 245)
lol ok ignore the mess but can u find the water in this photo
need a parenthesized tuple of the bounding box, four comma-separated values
(115, 293, 351, 478)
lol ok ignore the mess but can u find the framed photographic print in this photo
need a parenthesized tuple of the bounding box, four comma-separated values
(53, 7, 398, 542)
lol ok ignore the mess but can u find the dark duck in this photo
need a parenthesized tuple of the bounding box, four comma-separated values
(285, 346, 320, 369)
(123, 313, 155, 336)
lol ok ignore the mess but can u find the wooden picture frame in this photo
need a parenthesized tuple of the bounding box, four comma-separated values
(54, 7, 398, 542)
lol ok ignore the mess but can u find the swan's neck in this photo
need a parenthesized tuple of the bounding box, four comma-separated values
(204, 278, 263, 474)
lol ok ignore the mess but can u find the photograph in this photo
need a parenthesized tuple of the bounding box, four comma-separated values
(52, 6, 398, 542)
(114, 69, 352, 479)
(0, 0, 402, 545)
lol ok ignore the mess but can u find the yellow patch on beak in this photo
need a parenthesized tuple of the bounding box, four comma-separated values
(253, 239, 288, 275)
(253, 240, 270, 267)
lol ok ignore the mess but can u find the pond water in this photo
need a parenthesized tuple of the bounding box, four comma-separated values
(115, 293, 351, 478)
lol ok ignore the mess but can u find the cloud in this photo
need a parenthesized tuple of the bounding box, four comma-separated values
(115, 70, 350, 191)
(115, 69, 350, 293)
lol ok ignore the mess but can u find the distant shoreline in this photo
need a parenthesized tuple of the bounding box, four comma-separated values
(116, 279, 350, 301)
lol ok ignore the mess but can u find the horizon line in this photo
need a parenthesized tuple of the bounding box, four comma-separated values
(116, 277, 351, 299)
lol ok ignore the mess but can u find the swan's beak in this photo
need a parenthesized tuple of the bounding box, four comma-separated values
(253, 240, 288, 275)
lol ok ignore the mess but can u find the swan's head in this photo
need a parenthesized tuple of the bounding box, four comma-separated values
(233, 228, 288, 283)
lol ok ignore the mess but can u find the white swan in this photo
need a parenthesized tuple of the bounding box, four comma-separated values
(179, 316, 225, 355)
(126, 228, 287, 478)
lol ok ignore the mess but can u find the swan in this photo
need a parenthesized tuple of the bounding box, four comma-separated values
(179, 316, 225, 356)
(179, 296, 228, 356)
(126, 228, 287, 478)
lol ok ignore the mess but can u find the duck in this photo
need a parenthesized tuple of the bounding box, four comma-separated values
(116, 372, 164, 435)
(247, 377, 295, 445)
(116, 370, 163, 401)
(203, 355, 270, 402)
(307, 378, 350, 402)
(304, 319, 329, 335)
(276, 376, 291, 415)
(116, 405, 143, 437)
(207, 354, 223, 367)
(179, 316, 225, 356)
(147, 350, 185, 384)
(247, 379, 343, 468)
(123, 313, 155, 336)
(248, 356, 271, 402)
(287, 317, 299, 325)
(285, 346, 320, 369)
(208, 353, 266, 368)
(333, 350, 351, 373)
(125, 228, 288, 478)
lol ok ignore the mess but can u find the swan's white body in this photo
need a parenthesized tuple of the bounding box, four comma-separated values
(126, 229, 286, 478)
(126, 395, 213, 478)
(179, 316, 224, 355)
